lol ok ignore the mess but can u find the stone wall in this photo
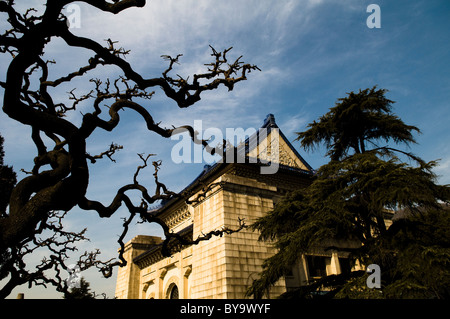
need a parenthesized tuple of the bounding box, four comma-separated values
(115, 235, 162, 299)
(190, 179, 228, 298)
(139, 246, 193, 299)
(221, 173, 286, 298)
(115, 165, 313, 299)
(189, 172, 287, 298)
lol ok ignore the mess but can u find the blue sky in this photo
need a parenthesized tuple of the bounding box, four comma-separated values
(1, 0, 449, 298)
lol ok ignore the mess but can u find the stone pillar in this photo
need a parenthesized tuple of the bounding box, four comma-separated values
(183, 265, 192, 299)
(191, 186, 227, 299)
(330, 251, 341, 275)
(190, 174, 287, 299)
(114, 235, 162, 299)
(157, 268, 167, 299)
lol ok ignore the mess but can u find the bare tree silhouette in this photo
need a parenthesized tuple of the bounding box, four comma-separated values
(0, 0, 256, 298)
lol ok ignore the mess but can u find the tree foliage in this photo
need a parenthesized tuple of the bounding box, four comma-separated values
(297, 86, 420, 161)
(248, 87, 450, 299)
(63, 277, 95, 299)
(0, 0, 254, 298)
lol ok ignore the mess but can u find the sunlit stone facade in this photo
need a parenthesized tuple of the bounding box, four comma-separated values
(115, 114, 361, 299)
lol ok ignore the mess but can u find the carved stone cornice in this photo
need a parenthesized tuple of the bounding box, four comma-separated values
(164, 205, 191, 230)
(134, 225, 193, 269)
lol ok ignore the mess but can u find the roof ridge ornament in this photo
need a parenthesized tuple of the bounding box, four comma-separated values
(263, 113, 276, 127)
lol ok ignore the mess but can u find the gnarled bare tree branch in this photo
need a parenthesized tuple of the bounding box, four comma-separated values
(0, 0, 257, 297)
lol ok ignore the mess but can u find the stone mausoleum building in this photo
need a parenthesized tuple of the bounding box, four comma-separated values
(115, 114, 358, 299)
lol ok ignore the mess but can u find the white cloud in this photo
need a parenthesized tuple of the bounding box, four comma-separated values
(279, 113, 309, 138)
(65, 0, 325, 66)
(434, 157, 450, 185)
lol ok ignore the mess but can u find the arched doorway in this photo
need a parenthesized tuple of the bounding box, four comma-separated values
(168, 284, 179, 299)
